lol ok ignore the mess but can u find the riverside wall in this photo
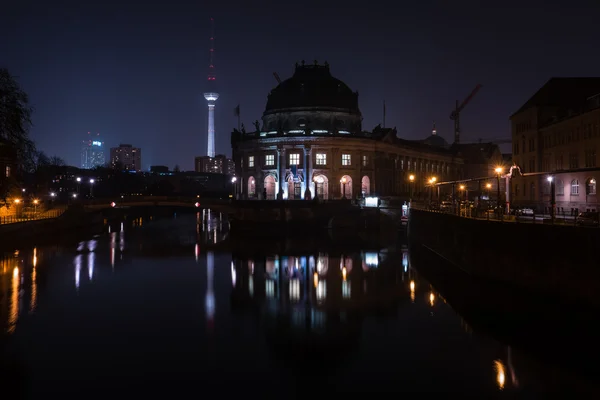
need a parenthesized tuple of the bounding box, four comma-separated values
(408, 208, 600, 307)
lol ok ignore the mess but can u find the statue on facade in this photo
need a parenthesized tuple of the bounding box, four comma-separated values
(253, 120, 260, 132)
(241, 123, 246, 134)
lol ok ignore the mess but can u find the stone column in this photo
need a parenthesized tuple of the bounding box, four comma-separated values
(277, 147, 285, 200)
(304, 146, 312, 200)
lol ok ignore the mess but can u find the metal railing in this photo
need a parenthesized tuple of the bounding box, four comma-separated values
(0, 208, 66, 225)
(412, 204, 599, 228)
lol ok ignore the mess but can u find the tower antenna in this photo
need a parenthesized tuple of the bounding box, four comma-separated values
(203, 17, 219, 158)
(208, 17, 216, 82)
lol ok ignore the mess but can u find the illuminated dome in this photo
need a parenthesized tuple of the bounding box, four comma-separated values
(261, 62, 362, 133)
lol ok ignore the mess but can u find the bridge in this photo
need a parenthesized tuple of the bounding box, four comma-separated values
(83, 196, 234, 212)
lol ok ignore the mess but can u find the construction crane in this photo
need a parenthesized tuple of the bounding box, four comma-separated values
(273, 72, 281, 84)
(450, 84, 482, 144)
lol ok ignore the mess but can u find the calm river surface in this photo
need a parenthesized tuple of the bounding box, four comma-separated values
(0, 211, 597, 397)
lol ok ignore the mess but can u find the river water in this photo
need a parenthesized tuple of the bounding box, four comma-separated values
(0, 210, 597, 397)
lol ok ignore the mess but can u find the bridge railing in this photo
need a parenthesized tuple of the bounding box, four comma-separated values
(411, 204, 595, 227)
(0, 208, 66, 225)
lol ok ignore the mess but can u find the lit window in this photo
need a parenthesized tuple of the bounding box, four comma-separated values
(586, 178, 596, 195)
(5, 166, 10, 178)
(342, 154, 351, 166)
(362, 155, 368, 166)
(289, 154, 300, 165)
(248, 156, 254, 168)
(316, 153, 327, 165)
(265, 154, 274, 166)
(571, 179, 579, 195)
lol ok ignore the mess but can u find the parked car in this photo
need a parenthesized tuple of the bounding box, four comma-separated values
(440, 201, 453, 212)
(515, 208, 534, 216)
(576, 211, 599, 227)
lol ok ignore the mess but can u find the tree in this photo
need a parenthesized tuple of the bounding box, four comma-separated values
(49, 156, 65, 167)
(0, 68, 36, 173)
(0, 68, 36, 205)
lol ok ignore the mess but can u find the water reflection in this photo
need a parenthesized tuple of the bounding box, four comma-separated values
(1, 215, 598, 393)
(30, 248, 37, 313)
(205, 251, 215, 329)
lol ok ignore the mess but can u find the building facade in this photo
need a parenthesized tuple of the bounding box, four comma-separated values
(110, 144, 142, 171)
(81, 132, 105, 169)
(510, 78, 600, 214)
(231, 62, 462, 200)
(195, 154, 235, 175)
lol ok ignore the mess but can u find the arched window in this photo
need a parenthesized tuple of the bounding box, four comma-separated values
(555, 179, 564, 195)
(586, 178, 597, 195)
(571, 179, 579, 195)
(361, 176, 370, 197)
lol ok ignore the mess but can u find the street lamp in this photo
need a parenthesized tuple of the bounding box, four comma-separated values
(33, 199, 39, 216)
(495, 167, 503, 217)
(89, 178, 95, 198)
(231, 177, 237, 199)
(76, 177, 81, 194)
(409, 174, 415, 204)
(547, 176, 555, 223)
(340, 176, 347, 199)
(14, 199, 21, 220)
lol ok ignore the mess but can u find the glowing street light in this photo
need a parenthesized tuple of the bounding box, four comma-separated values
(495, 167, 503, 217)
(89, 179, 95, 197)
(408, 174, 415, 203)
(340, 176, 348, 199)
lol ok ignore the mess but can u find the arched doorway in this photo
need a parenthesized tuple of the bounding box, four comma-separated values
(340, 175, 352, 199)
(313, 174, 329, 200)
(361, 175, 371, 197)
(287, 177, 302, 199)
(248, 176, 256, 198)
(264, 175, 276, 200)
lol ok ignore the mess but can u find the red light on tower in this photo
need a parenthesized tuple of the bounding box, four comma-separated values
(195, 202, 200, 208)
(111, 202, 116, 207)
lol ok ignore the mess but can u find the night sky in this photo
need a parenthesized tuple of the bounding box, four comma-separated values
(2, 0, 600, 170)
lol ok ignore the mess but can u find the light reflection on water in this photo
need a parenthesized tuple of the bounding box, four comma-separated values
(0, 213, 596, 394)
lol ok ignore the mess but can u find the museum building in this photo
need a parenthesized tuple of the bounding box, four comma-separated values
(231, 62, 463, 200)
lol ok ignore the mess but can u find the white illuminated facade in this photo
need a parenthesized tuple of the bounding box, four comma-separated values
(204, 92, 219, 158)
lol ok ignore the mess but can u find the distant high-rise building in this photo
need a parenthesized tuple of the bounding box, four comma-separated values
(81, 132, 105, 169)
(203, 17, 219, 158)
(195, 154, 234, 175)
(110, 144, 142, 171)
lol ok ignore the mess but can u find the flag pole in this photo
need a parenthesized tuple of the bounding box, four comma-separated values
(383, 100, 386, 128)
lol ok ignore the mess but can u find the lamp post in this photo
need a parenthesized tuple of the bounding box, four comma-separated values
(33, 199, 39, 217)
(459, 185, 465, 216)
(495, 167, 503, 219)
(89, 179, 95, 198)
(76, 177, 81, 194)
(14, 199, 21, 220)
(409, 174, 415, 206)
(340, 176, 347, 199)
(547, 176, 555, 224)
(231, 176, 237, 199)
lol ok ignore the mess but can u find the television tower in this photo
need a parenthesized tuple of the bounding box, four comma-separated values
(203, 17, 218, 158)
